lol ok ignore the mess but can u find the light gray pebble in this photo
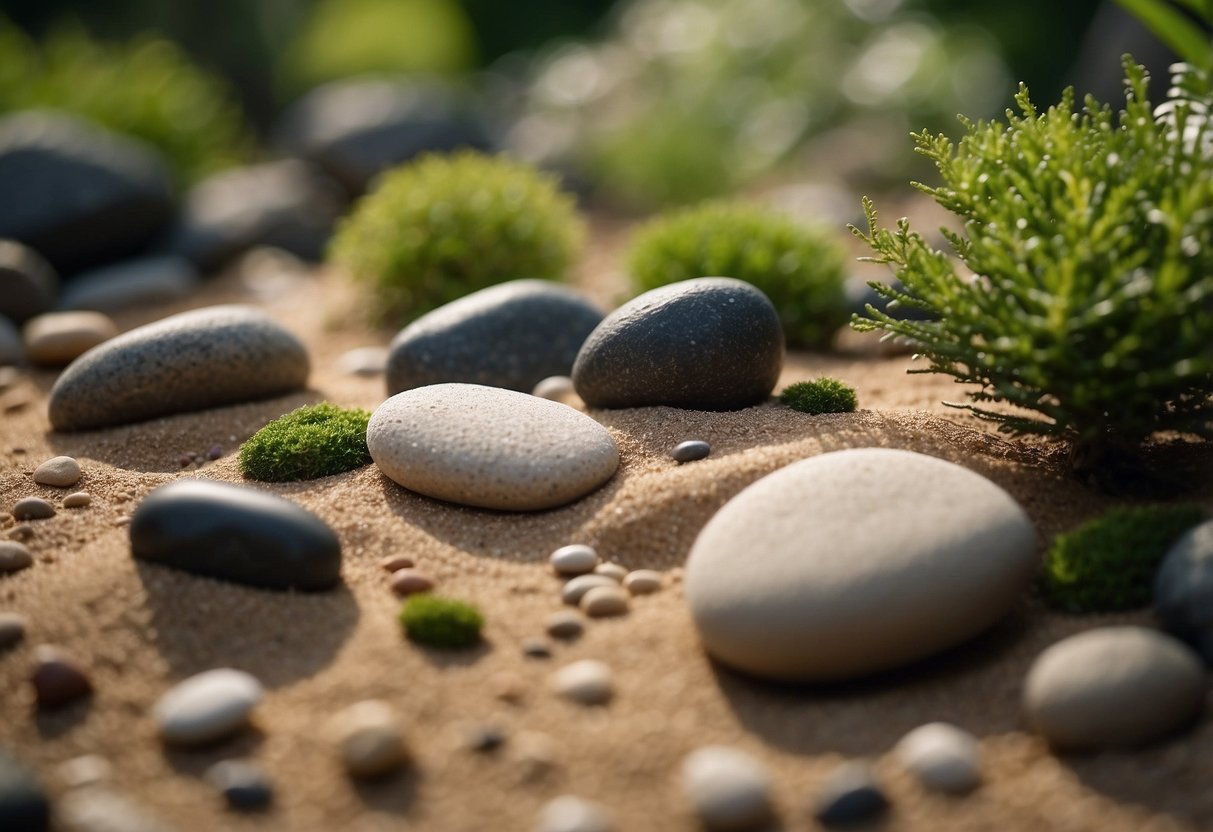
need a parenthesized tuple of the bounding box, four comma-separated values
(894, 722, 981, 793)
(63, 492, 92, 509)
(672, 439, 711, 463)
(326, 699, 408, 778)
(537, 795, 615, 832)
(551, 660, 613, 705)
(623, 570, 662, 595)
(533, 375, 576, 401)
(24, 311, 118, 367)
(580, 586, 629, 618)
(58, 787, 169, 832)
(550, 544, 598, 576)
(11, 497, 53, 520)
(0, 611, 27, 649)
(561, 574, 617, 605)
(681, 746, 774, 832)
(57, 755, 113, 789)
(33, 455, 81, 487)
(154, 668, 264, 746)
(593, 562, 627, 582)
(337, 346, 389, 377)
(58, 255, 198, 313)
(545, 611, 585, 640)
(0, 541, 33, 573)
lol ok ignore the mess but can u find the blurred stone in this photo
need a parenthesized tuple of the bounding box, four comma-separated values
(0, 240, 57, 324)
(59, 256, 198, 312)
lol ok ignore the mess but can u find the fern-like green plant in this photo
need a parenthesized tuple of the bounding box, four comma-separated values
(852, 58, 1213, 480)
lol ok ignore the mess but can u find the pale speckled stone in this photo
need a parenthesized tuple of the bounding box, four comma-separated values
(24, 311, 118, 367)
(326, 699, 408, 778)
(681, 746, 774, 831)
(580, 585, 629, 617)
(154, 668, 264, 746)
(33, 455, 80, 487)
(1023, 626, 1206, 751)
(894, 722, 981, 793)
(49, 305, 308, 431)
(550, 544, 597, 576)
(551, 660, 613, 705)
(537, 795, 615, 832)
(623, 570, 662, 595)
(561, 574, 617, 606)
(367, 383, 619, 511)
(686, 448, 1037, 682)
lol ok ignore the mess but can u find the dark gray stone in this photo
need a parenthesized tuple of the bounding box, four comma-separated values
(672, 440, 710, 463)
(812, 762, 888, 826)
(387, 280, 604, 395)
(58, 256, 198, 313)
(205, 759, 273, 811)
(162, 160, 344, 272)
(1156, 519, 1213, 663)
(0, 112, 174, 275)
(0, 317, 21, 365)
(12, 498, 54, 521)
(130, 479, 342, 591)
(0, 240, 57, 323)
(48, 305, 309, 431)
(274, 78, 495, 196)
(572, 278, 784, 411)
(0, 748, 49, 832)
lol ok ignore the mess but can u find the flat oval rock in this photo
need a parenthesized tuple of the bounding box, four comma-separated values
(49, 305, 309, 431)
(387, 280, 604, 395)
(130, 479, 342, 591)
(685, 448, 1037, 682)
(367, 383, 619, 511)
(154, 668, 264, 746)
(572, 277, 784, 411)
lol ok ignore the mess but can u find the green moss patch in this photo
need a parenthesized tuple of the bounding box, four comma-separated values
(780, 378, 858, 415)
(400, 595, 484, 649)
(239, 403, 372, 482)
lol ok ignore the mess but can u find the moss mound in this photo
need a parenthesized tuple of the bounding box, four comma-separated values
(780, 378, 858, 415)
(239, 403, 372, 482)
(400, 594, 484, 648)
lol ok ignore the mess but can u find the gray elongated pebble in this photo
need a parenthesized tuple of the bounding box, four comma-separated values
(1023, 626, 1206, 751)
(894, 722, 981, 793)
(48, 305, 309, 431)
(812, 762, 889, 826)
(206, 759, 273, 810)
(130, 479, 342, 591)
(550, 544, 598, 576)
(387, 280, 604, 395)
(0, 239, 57, 324)
(685, 448, 1037, 682)
(537, 795, 615, 832)
(154, 668, 264, 746)
(572, 278, 784, 411)
(623, 570, 662, 595)
(58, 255, 198, 312)
(681, 746, 774, 831)
(326, 700, 408, 778)
(545, 611, 584, 640)
(1155, 518, 1213, 662)
(24, 311, 118, 367)
(672, 440, 711, 462)
(561, 574, 617, 605)
(368, 383, 619, 511)
(0, 748, 50, 832)
(551, 660, 613, 705)
(0, 541, 32, 573)
(63, 492, 91, 509)
(12, 498, 54, 521)
(580, 586, 629, 617)
(0, 613, 26, 649)
(33, 455, 81, 487)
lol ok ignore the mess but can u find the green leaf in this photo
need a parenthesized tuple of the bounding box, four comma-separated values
(1113, 0, 1213, 67)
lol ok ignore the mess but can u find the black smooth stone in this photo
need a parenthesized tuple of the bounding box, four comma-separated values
(1155, 519, 1213, 664)
(0, 748, 50, 832)
(672, 439, 711, 463)
(387, 280, 604, 395)
(206, 760, 274, 811)
(572, 277, 784, 411)
(274, 78, 495, 197)
(0, 112, 175, 276)
(0, 240, 57, 324)
(130, 480, 342, 591)
(812, 762, 889, 827)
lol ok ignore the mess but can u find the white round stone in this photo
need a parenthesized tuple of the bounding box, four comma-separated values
(532, 375, 576, 401)
(551, 660, 613, 705)
(550, 544, 598, 576)
(561, 574, 617, 605)
(33, 455, 81, 487)
(623, 570, 662, 595)
(367, 383, 620, 511)
(1023, 626, 1207, 751)
(580, 586, 629, 618)
(153, 669, 263, 746)
(593, 562, 627, 582)
(685, 448, 1037, 682)
(894, 722, 981, 793)
(537, 795, 614, 832)
(680, 746, 774, 832)
(325, 699, 408, 778)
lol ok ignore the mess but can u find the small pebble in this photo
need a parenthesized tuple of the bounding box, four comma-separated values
(0, 612, 27, 649)
(812, 761, 889, 826)
(522, 638, 553, 659)
(550, 543, 598, 576)
(492, 672, 527, 704)
(379, 555, 415, 572)
(32, 455, 81, 487)
(8, 525, 34, 541)
(623, 570, 662, 595)
(24, 311, 119, 367)
(545, 611, 585, 641)
(337, 346, 389, 377)
(154, 668, 264, 746)
(206, 759, 273, 811)
(537, 795, 615, 832)
(672, 439, 711, 463)
(206, 444, 224, 461)
(0, 366, 19, 391)
(511, 731, 558, 781)
(31, 645, 93, 709)
(561, 574, 617, 605)
(466, 723, 506, 753)
(326, 699, 408, 778)
(62, 492, 92, 509)
(551, 660, 613, 705)
(59, 787, 165, 832)
(0, 541, 33, 573)
(681, 746, 774, 832)
(580, 586, 629, 618)
(532, 375, 577, 401)
(12, 498, 54, 521)
(389, 568, 435, 596)
(58, 755, 113, 789)
(894, 722, 981, 793)
(0, 748, 50, 832)
(593, 562, 627, 582)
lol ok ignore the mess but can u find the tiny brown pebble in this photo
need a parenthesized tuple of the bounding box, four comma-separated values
(32, 644, 92, 708)
(389, 569, 435, 596)
(206, 444, 223, 461)
(113, 516, 131, 527)
(0, 612, 27, 650)
(62, 492, 92, 509)
(12, 497, 55, 520)
(11, 447, 26, 454)
(492, 672, 526, 703)
(379, 555, 415, 572)
(178, 455, 194, 469)
(0, 540, 34, 573)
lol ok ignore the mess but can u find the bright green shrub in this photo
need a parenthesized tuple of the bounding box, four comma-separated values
(780, 378, 858, 415)
(1042, 504, 1203, 612)
(0, 19, 251, 183)
(400, 595, 484, 648)
(239, 403, 372, 482)
(852, 59, 1213, 478)
(628, 202, 849, 348)
(329, 151, 585, 325)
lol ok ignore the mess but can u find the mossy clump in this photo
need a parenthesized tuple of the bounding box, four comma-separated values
(780, 378, 858, 415)
(628, 202, 849, 348)
(400, 594, 484, 648)
(329, 151, 585, 326)
(238, 403, 372, 482)
(1042, 505, 1204, 613)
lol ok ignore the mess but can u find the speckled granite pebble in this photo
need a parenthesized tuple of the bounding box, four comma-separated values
(368, 384, 619, 511)
(572, 278, 784, 411)
(0, 240, 57, 324)
(33, 455, 80, 487)
(387, 280, 603, 395)
(0, 541, 33, 573)
(24, 311, 118, 367)
(154, 668, 264, 746)
(48, 305, 309, 431)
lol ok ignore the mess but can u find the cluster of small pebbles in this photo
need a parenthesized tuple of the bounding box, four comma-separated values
(380, 554, 435, 597)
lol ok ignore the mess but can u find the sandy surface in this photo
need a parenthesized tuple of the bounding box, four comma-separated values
(2, 222, 1212, 832)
